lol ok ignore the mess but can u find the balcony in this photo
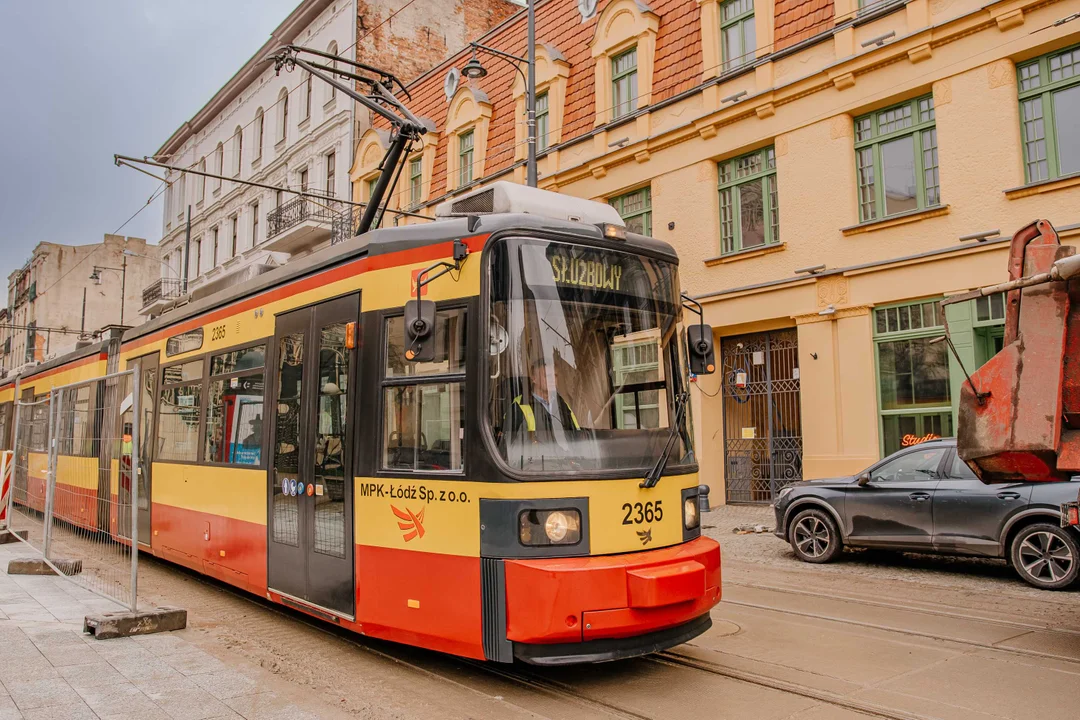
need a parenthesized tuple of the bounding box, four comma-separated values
(141, 277, 185, 316)
(263, 195, 341, 255)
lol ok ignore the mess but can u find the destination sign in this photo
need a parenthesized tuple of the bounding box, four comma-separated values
(549, 253, 624, 291)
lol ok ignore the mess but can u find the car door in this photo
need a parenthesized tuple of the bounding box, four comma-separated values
(844, 445, 948, 548)
(933, 450, 1031, 557)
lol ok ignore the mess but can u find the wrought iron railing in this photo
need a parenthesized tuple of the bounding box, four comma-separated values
(267, 195, 343, 240)
(331, 206, 362, 245)
(141, 277, 184, 308)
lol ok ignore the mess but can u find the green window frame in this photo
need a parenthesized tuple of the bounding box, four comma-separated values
(611, 47, 638, 120)
(718, 146, 779, 255)
(408, 156, 423, 207)
(854, 95, 940, 223)
(1017, 44, 1080, 184)
(720, 0, 755, 72)
(610, 187, 651, 236)
(535, 91, 550, 153)
(873, 299, 953, 456)
(458, 130, 474, 187)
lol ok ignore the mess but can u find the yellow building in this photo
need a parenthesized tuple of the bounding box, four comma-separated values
(351, 0, 1080, 503)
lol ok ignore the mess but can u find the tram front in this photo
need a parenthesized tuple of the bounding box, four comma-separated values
(406, 183, 721, 665)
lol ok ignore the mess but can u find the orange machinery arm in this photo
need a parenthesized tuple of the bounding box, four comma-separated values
(944, 219, 1080, 483)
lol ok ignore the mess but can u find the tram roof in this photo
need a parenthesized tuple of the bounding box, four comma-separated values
(116, 213, 676, 345)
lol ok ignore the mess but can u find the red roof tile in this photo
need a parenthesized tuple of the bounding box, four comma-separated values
(774, 0, 834, 52)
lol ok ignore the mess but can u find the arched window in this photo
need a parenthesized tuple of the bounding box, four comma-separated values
(214, 143, 224, 191)
(253, 108, 264, 161)
(233, 126, 243, 176)
(327, 42, 339, 102)
(278, 88, 289, 143)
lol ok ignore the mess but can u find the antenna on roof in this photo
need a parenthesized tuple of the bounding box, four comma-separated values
(266, 45, 427, 235)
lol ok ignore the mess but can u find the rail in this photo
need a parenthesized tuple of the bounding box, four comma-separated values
(141, 277, 184, 307)
(266, 195, 342, 239)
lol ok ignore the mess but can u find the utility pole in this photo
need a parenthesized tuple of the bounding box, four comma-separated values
(183, 205, 191, 295)
(526, 0, 537, 187)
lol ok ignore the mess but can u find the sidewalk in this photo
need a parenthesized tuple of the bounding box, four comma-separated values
(0, 541, 349, 720)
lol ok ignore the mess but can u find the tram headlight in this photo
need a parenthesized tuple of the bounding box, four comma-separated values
(684, 497, 700, 530)
(519, 508, 582, 546)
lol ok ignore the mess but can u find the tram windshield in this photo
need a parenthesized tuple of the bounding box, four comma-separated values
(487, 237, 694, 475)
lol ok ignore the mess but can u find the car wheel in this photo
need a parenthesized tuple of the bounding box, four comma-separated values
(1010, 523, 1080, 590)
(788, 508, 842, 563)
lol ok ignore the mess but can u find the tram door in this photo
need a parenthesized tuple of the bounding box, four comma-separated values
(125, 353, 158, 547)
(267, 294, 358, 617)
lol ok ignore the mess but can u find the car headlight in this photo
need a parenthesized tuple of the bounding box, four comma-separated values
(776, 486, 794, 502)
(684, 497, 700, 530)
(519, 509, 581, 546)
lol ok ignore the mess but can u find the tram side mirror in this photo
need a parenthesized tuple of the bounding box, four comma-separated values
(404, 299, 436, 363)
(686, 324, 716, 375)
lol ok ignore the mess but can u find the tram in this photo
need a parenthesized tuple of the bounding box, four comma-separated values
(1, 182, 722, 664)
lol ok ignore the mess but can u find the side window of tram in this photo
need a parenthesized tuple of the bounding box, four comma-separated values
(157, 360, 203, 463)
(205, 345, 266, 465)
(382, 309, 466, 472)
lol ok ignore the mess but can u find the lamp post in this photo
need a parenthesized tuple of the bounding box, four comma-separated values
(89, 254, 128, 327)
(461, 0, 537, 187)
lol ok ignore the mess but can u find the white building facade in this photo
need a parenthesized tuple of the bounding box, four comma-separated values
(146, 0, 356, 317)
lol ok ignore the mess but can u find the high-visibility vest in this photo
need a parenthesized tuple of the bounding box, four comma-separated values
(513, 395, 580, 432)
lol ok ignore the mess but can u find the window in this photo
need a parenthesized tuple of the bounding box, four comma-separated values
(971, 291, 1006, 367)
(854, 96, 939, 222)
(870, 446, 947, 482)
(382, 308, 467, 472)
(197, 159, 206, 203)
(610, 186, 652, 235)
(611, 47, 638, 120)
(874, 299, 953, 456)
(214, 143, 224, 192)
(205, 345, 265, 465)
(303, 72, 312, 120)
(251, 202, 260, 246)
(230, 215, 238, 257)
(718, 146, 779, 254)
(299, 168, 309, 193)
(325, 152, 336, 197)
(254, 108, 264, 161)
(176, 174, 186, 219)
(233, 126, 243, 176)
(278, 88, 289, 143)
(409, 156, 423, 206)
(166, 328, 203, 357)
(1017, 45, 1080, 184)
(157, 359, 204, 463)
(458, 130, 474, 187)
(721, 0, 755, 72)
(58, 384, 96, 457)
(211, 226, 219, 267)
(193, 238, 202, 278)
(535, 91, 550, 152)
(366, 177, 377, 201)
(327, 43, 339, 102)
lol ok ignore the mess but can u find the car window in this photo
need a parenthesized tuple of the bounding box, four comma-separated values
(870, 448, 947, 483)
(948, 453, 978, 480)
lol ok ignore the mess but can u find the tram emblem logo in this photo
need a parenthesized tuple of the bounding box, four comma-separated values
(636, 528, 653, 546)
(392, 505, 426, 542)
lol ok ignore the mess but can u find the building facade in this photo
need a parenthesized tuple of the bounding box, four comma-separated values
(1, 235, 159, 373)
(351, 0, 1080, 502)
(145, 0, 517, 320)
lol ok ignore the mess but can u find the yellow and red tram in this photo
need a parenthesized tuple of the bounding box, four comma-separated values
(1, 183, 721, 664)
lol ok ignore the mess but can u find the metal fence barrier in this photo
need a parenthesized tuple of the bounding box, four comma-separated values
(6, 367, 141, 611)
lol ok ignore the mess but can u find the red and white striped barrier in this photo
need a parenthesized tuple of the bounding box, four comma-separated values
(0, 449, 12, 532)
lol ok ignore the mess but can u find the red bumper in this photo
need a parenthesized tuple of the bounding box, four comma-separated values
(503, 536, 721, 645)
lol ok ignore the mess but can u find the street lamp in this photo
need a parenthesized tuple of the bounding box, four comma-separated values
(464, 0, 537, 187)
(90, 255, 128, 327)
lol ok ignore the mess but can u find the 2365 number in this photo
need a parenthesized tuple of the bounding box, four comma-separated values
(622, 500, 663, 525)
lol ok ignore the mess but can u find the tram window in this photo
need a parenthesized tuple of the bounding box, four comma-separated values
(205, 344, 266, 466)
(385, 309, 467, 377)
(58, 384, 96, 457)
(166, 329, 204, 357)
(158, 359, 205, 463)
(162, 360, 203, 384)
(381, 309, 467, 473)
(29, 395, 49, 452)
(383, 383, 465, 472)
(0, 401, 11, 450)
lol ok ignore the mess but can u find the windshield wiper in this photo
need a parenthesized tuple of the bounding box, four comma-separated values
(642, 391, 689, 488)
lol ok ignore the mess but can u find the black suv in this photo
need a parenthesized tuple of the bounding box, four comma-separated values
(772, 439, 1080, 589)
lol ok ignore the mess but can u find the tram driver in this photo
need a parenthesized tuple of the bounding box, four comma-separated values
(503, 354, 583, 463)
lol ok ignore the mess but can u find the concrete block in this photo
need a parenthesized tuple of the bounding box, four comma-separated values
(7, 557, 82, 575)
(84, 606, 187, 639)
(0, 529, 28, 544)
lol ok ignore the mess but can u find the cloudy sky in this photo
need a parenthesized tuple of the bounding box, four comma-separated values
(0, 0, 299, 282)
